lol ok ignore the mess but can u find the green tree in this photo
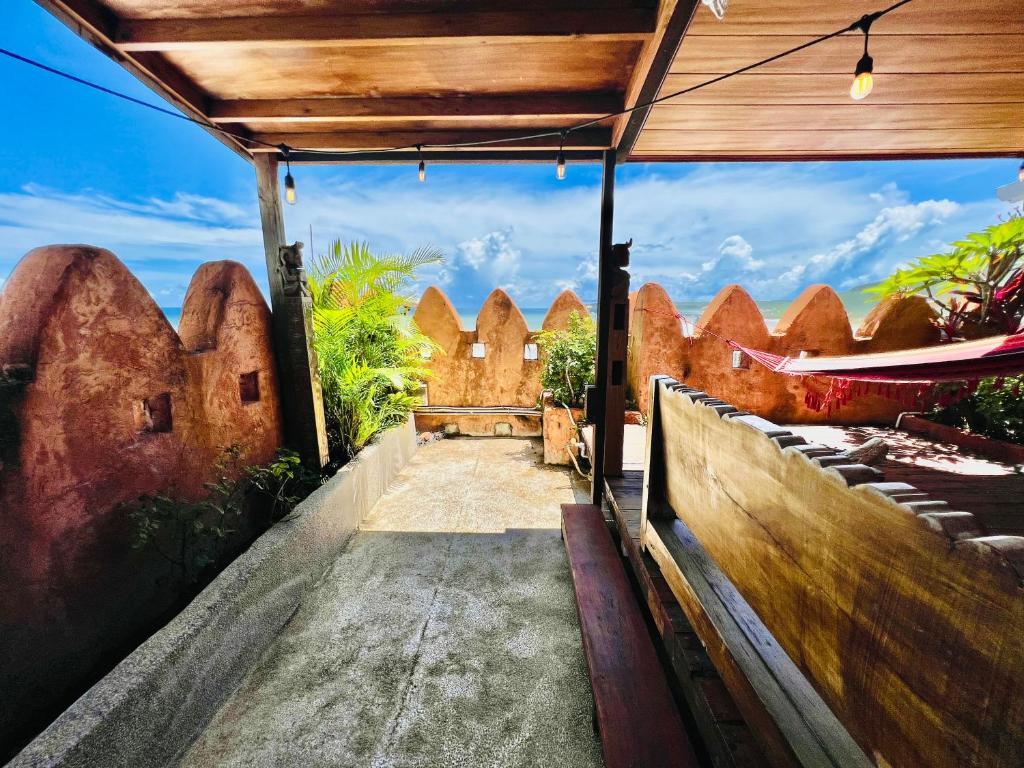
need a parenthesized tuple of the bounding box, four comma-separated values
(865, 216, 1024, 339)
(308, 241, 442, 460)
(536, 310, 596, 407)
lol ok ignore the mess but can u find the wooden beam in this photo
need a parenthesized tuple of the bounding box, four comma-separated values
(114, 10, 656, 51)
(591, 148, 617, 506)
(627, 150, 1024, 163)
(210, 93, 624, 124)
(287, 149, 607, 164)
(253, 154, 329, 468)
(249, 128, 612, 152)
(613, 0, 700, 159)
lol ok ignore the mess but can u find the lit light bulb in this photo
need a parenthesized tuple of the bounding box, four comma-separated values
(284, 171, 296, 205)
(418, 159, 426, 182)
(850, 53, 874, 100)
(556, 150, 566, 181)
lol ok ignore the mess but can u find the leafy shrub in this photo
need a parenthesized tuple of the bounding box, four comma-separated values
(536, 310, 596, 407)
(308, 241, 442, 460)
(123, 446, 322, 584)
(867, 214, 1024, 445)
(865, 216, 1024, 339)
(929, 375, 1024, 445)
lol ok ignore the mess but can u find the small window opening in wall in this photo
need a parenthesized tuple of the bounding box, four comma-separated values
(524, 343, 539, 361)
(239, 371, 260, 403)
(472, 342, 486, 359)
(140, 392, 172, 433)
(731, 350, 750, 370)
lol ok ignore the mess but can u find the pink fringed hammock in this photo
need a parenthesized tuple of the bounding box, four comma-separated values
(728, 333, 1024, 414)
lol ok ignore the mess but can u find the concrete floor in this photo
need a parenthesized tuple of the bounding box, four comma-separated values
(179, 438, 603, 768)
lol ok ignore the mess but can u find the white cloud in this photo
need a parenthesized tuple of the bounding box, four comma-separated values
(0, 166, 1014, 309)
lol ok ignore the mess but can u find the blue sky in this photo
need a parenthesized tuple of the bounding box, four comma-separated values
(2, 0, 1020, 312)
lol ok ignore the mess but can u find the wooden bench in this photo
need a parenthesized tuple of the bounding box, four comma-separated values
(561, 503, 698, 768)
(640, 375, 1024, 768)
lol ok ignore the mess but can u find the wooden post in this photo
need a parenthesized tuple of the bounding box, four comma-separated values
(254, 153, 329, 468)
(602, 241, 630, 479)
(590, 148, 616, 505)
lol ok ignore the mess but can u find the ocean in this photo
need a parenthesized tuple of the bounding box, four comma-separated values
(161, 292, 874, 334)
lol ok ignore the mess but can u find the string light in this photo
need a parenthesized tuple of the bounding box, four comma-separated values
(417, 145, 426, 182)
(850, 14, 876, 100)
(0, 1, 914, 161)
(1018, 160, 1024, 183)
(556, 131, 567, 180)
(279, 145, 297, 205)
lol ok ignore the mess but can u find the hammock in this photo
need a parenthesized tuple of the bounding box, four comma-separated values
(730, 333, 1024, 384)
(727, 333, 1024, 413)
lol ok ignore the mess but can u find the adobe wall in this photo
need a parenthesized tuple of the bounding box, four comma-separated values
(413, 286, 588, 408)
(628, 282, 940, 424)
(0, 246, 283, 756)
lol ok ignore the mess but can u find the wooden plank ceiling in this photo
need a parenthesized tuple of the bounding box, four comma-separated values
(635, 0, 1024, 160)
(36, 0, 1024, 163)
(38, 0, 679, 161)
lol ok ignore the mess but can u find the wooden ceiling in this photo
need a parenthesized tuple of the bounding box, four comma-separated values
(636, 0, 1024, 160)
(34, 0, 1024, 163)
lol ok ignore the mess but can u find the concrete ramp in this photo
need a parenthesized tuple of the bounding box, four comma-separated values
(180, 438, 603, 768)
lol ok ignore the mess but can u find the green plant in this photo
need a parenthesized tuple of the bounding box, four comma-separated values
(123, 446, 320, 584)
(536, 310, 596, 407)
(308, 240, 442, 460)
(929, 376, 1024, 445)
(865, 216, 1024, 339)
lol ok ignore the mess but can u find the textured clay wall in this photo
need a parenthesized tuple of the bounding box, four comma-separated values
(0, 246, 283, 755)
(414, 286, 588, 407)
(628, 282, 940, 424)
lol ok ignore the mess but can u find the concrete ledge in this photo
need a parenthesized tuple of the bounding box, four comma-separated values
(899, 414, 1024, 466)
(8, 418, 417, 768)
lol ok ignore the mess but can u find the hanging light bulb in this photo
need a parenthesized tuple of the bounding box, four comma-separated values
(284, 169, 297, 205)
(417, 145, 426, 182)
(279, 145, 296, 205)
(850, 53, 874, 100)
(849, 14, 876, 101)
(556, 131, 567, 181)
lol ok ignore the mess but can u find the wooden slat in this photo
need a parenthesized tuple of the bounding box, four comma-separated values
(644, 102, 1024, 131)
(644, 379, 1024, 767)
(606, 473, 771, 768)
(633, 127, 1024, 154)
(114, 10, 656, 51)
(209, 93, 624, 124)
(161, 40, 641, 101)
(682, 0, 1023, 36)
(561, 503, 698, 768)
(656, 72, 1024, 105)
(249, 128, 611, 152)
(670, 34, 1024, 75)
(645, 517, 873, 768)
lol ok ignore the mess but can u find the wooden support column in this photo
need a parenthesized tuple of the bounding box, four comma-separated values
(602, 241, 630, 479)
(590, 148, 617, 505)
(254, 153, 329, 468)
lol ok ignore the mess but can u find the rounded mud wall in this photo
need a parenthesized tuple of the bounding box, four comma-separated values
(0, 246, 283, 757)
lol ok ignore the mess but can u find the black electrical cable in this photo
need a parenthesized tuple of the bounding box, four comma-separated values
(0, 0, 915, 159)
